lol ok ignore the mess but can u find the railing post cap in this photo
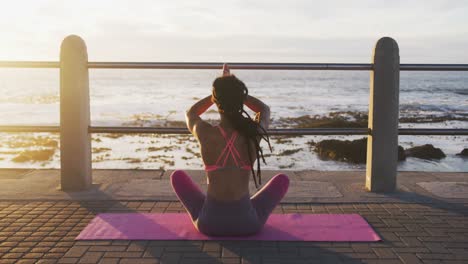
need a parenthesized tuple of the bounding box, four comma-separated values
(60, 35, 87, 51)
(375, 37, 399, 51)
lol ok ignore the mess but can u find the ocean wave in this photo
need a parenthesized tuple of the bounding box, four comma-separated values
(113, 109, 468, 129)
(400, 103, 468, 115)
(454, 89, 468, 96)
(0, 94, 59, 104)
(401, 86, 468, 94)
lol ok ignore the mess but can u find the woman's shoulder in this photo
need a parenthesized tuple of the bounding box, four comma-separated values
(193, 121, 218, 142)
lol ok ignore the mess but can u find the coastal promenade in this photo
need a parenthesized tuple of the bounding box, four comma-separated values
(0, 169, 467, 263)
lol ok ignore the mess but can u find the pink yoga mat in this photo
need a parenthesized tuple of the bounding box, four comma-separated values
(76, 213, 380, 241)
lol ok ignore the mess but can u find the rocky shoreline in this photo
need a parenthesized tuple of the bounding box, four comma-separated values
(0, 111, 466, 169)
(0, 133, 465, 168)
(274, 111, 468, 128)
(458, 148, 468, 157)
(312, 138, 450, 164)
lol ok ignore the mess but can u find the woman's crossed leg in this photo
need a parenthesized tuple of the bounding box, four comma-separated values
(171, 170, 289, 227)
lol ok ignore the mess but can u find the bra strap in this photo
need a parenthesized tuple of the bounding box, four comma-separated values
(213, 126, 249, 168)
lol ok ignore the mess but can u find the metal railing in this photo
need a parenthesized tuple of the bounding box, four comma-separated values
(0, 126, 466, 136)
(1, 62, 467, 136)
(0, 35, 467, 192)
(2, 61, 468, 71)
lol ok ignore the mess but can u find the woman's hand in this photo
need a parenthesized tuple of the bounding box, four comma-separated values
(222, 63, 230, 76)
(245, 95, 271, 130)
(188, 95, 214, 117)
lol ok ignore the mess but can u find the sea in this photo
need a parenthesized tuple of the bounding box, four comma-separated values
(0, 68, 467, 172)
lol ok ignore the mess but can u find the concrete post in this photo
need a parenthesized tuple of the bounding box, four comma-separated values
(59, 35, 92, 191)
(365, 37, 400, 192)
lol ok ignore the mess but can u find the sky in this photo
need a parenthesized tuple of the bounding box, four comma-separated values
(1, 0, 468, 63)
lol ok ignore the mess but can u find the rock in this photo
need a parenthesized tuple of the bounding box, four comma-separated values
(399, 114, 468, 123)
(457, 148, 468, 157)
(12, 149, 55, 163)
(315, 138, 367, 163)
(314, 138, 405, 164)
(398, 146, 406, 161)
(405, 144, 446, 160)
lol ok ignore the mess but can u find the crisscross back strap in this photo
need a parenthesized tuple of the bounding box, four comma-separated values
(214, 126, 248, 167)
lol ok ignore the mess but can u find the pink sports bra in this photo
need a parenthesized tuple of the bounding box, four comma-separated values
(204, 126, 253, 172)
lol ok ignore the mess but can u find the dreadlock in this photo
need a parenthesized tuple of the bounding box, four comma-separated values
(211, 75, 271, 189)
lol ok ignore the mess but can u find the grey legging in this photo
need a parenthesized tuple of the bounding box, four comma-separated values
(170, 170, 289, 236)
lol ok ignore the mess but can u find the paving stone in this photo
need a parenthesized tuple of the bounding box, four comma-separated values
(417, 253, 456, 260)
(10, 247, 31, 253)
(373, 248, 398, 259)
(203, 242, 221, 252)
(1, 252, 25, 258)
(142, 246, 164, 258)
(36, 260, 59, 264)
(88, 246, 127, 252)
(15, 260, 37, 264)
(120, 259, 159, 264)
(160, 252, 182, 263)
(126, 241, 147, 251)
(97, 258, 119, 264)
(0, 259, 16, 264)
(164, 246, 203, 252)
(43, 253, 64, 259)
(351, 244, 373, 252)
(63, 246, 88, 258)
(102, 251, 143, 258)
(423, 242, 450, 254)
(222, 247, 241, 258)
(77, 252, 104, 263)
(219, 258, 241, 264)
(50, 247, 71, 253)
(23, 252, 45, 258)
(57, 258, 79, 264)
(400, 236, 424, 247)
(31, 247, 52, 253)
(110, 241, 131, 246)
(393, 247, 430, 253)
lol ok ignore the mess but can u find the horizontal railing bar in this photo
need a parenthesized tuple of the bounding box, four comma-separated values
(2, 61, 468, 71)
(89, 127, 370, 135)
(400, 64, 468, 71)
(87, 62, 374, 70)
(0, 126, 60, 132)
(88, 127, 468, 136)
(398, 128, 468, 135)
(1, 126, 467, 135)
(0, 61, 60, 68)
(91, 126, 191, 134)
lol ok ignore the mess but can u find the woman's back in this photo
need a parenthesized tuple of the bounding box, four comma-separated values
(198, 124, 257, 201)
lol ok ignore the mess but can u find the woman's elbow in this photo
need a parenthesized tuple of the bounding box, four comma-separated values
(186, 108, 195, 117)
(262, 105, 271, 116)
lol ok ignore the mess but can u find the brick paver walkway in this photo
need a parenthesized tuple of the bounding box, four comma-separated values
(0, 200, 466, 264)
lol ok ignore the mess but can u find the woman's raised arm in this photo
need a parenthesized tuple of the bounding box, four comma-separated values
(185, 95, 213, 138)
(245, 95, 270, 130)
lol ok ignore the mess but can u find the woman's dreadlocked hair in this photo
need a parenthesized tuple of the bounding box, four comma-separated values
(211, 75, 271, 189)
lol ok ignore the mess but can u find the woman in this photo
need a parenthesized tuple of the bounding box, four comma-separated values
(170, 64, 289, 236)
